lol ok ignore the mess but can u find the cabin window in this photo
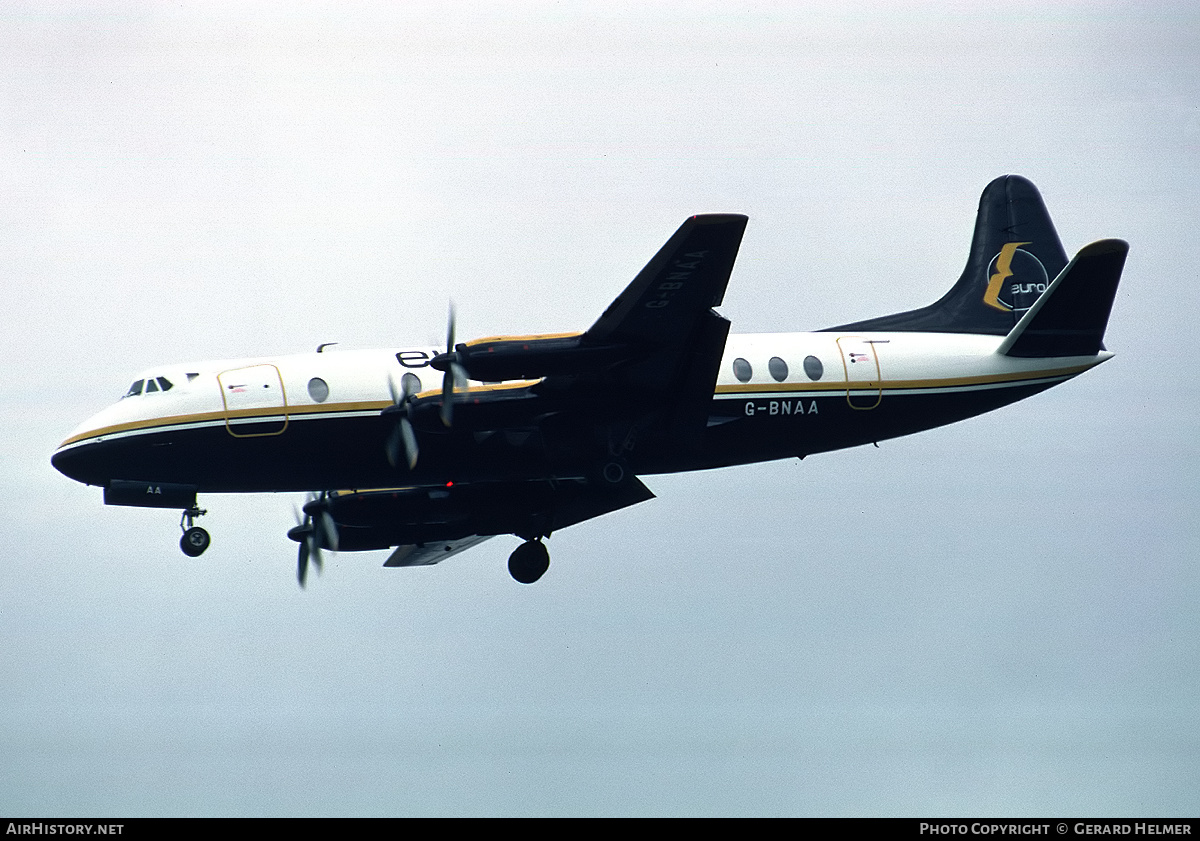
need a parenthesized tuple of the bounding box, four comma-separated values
(803, 355, 824, 381)
(402, 372, 422, 395)
(307, 377, 330, 403)
(768, 356, 788, 382)
(732, 358, 752, 383)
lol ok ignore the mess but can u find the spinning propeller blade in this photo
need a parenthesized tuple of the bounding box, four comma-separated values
(440, 305, 466, 428)
(385, 372, 421, 469)
(293, 492, 336, 588)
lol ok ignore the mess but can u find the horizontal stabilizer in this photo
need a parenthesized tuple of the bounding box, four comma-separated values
(997, 239, 1127, 358)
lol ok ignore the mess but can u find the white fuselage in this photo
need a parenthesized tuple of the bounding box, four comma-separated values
(53, 331, 1109, 493)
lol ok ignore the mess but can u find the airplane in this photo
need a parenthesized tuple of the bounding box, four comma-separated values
(51, 175, 1126, 586)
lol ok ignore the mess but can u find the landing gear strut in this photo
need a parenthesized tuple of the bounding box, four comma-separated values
(179, 505, 210, 557)
(508, 539, 549, 584)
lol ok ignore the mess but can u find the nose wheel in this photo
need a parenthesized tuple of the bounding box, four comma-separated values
(508, 539, 550, 584)
(181, 527, 210, 557)
(179, 506, 210, 557)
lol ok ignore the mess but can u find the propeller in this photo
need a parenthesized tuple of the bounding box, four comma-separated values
(384, 306, 466, 469)
(293, 492, 338, 588)
(385, 371, 421, 469)
(439, 304, 467, 428)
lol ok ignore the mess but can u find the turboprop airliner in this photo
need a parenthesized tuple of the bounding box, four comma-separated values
(52, 175, 1126, 586)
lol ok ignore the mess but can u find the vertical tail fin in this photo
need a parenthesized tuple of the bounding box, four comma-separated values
(827, 175, 1069, 335)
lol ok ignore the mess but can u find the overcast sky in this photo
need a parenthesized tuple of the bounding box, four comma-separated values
(2, 1, 1198, 817)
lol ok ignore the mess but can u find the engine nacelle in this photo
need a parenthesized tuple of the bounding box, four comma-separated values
(303, 481, 601, 551)
(431, 334, 634, 383)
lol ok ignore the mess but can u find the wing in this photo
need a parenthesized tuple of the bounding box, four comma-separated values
(424, 214, 748, 447)
(545, 475, 656, 529)
(436, 214, 748, 386)
(384, 535, 493, 567)
(320, 479, 657, 568)
(573, 214, 747, 444)
(583, 213, 748, 396)
(503, 213, 743, 450)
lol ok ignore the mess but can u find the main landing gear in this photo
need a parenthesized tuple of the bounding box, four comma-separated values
(508, 539, 549, 584)
(179, 505, 210, 557)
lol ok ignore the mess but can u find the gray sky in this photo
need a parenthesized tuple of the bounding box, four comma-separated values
(2, 0, 1197, 817)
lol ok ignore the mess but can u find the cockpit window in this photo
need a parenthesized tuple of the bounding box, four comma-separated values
(122, 376, 174, 398)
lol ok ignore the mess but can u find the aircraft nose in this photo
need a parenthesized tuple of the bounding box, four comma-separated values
(51, 442, 105, 487)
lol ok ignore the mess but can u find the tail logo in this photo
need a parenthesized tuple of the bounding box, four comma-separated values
(983, 242, 1050, 313)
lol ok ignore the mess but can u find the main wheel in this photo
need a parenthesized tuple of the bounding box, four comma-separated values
(180, 526, 211, 557)
(508, 540, 550, 584)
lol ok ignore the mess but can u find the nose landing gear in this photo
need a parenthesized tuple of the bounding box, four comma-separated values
(508, 539, 549, 584)
(179, 506, 210, 557)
